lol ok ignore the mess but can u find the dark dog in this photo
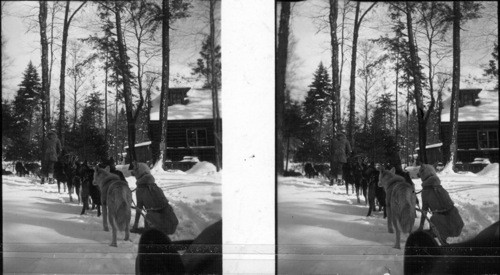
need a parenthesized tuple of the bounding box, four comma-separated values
(136, 220, 222, 275)
(25, 162, 42, 178)
(77, 162, 101, 216)
(404, 221, 500, 274)
(364, 164, 386, 217)
(343, 158, 356, 194)
(352, 157, 367, 204)
(55, 154, 81, 203)
(314, 164, 330, 179)
(304, 163, 318, 179)
(15, 162, 28, 177)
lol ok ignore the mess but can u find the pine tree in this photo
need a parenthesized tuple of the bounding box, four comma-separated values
(192, 34, 221, 89)
(300, 62, 333, 162)
(13, 61, 42, 124)
(11, 62, 43, 158)
(483, 42, 498, 88)
(78, 92, 108, 161)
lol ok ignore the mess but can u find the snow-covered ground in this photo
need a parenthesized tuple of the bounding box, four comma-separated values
(278, 163, 499, 275)
(2, 162, 221, 274)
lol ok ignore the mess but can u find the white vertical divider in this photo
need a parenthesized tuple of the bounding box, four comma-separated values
(222, 0, 275, 273)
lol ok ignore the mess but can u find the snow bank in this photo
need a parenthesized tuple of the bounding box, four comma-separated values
(439, 162, 457, 175)
(476, 163, 499, 177)
(186, 161, 217, 176)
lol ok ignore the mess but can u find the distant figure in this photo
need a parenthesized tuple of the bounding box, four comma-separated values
(304, 163, 318, 179)
(331, 132, 351, 185)
(41, 131, 62, 184)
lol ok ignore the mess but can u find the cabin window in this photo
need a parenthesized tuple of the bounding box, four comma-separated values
(186, 128, 207, 147)
(478, 129, 498, 149)
(459, 93, 475, 106)
(170, 92, 184, 105)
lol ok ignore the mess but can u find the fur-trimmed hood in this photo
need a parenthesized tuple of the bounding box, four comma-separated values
(133, 162, 156, 186)
(419, 164, 441, 187)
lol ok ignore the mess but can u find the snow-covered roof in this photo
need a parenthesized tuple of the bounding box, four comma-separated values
(150, 88, 222, 121)
(441, 89, 499, 122)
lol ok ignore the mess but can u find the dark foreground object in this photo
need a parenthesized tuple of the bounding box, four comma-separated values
(136, 219, 222, 275)
(404, 221, 500, 275)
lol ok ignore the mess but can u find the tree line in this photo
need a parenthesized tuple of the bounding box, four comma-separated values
(2, 0, 222, 170)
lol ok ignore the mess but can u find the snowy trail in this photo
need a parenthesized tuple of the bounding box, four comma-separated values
(3, 162, 221, 274)
(3, 177, 138, 274)
(278, 177, 403, 275)
(278, 168, 499, 275)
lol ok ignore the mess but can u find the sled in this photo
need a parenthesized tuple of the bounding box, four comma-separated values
(404, 221, 500, 275)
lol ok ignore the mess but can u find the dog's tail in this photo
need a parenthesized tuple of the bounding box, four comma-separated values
(116, 184, 132, 231)
(400, 187, 417, 233)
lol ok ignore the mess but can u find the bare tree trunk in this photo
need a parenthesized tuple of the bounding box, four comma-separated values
(48, 2, 56, 95)
(58, 1, 85, 147)
(58, 2, 70, 146)
(210, 0, 222, 170)
(158, 0, 170, 166)
(115, 86, 119, 161)
(395, 54, 399, 138)
(114, 2, 137, 163)
(285, 136, 290, 172)
(276, 2, 291, 176)
(347, 2, 376, 147)
(104, 52, 108, 145)
(448, 1, 461, 169)
(406, 87, 410, 165)
(339, 2, 347, 92)
(72, 72, 78, 132)
(347, 2, 360, 147)
(406, 2, 428, 164)
(39, 0, 49, 163)
(329, 0, 340, 183)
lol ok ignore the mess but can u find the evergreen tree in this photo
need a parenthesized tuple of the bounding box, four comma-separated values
(77, 92, 108, 161)
(191, 34, 221, 89)
(2, 99, 14, 159)
(13, 61, 42, 127)
(6, 62, 43, 161)
(303, 62, 333, 142)
(483, 42, 498, 88)
(298, 62, 333, 162)
(283, 97, 306, 167)
(371, 93, 395, 133)
(80, 92, 105, 131)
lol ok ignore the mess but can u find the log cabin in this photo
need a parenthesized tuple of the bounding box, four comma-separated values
(125, 87, 221, 169)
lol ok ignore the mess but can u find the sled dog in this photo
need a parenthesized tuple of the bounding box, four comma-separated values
(378, 166, 416, 249)
(93, 166, 132, 247)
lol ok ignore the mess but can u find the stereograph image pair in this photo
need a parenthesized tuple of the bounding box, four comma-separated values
(276, 1, 498, 274)
(2, 0, 499, 274)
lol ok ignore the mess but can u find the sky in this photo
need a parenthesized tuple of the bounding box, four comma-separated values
(1, 1, 221, 103)
(285, 1, 499, 104)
